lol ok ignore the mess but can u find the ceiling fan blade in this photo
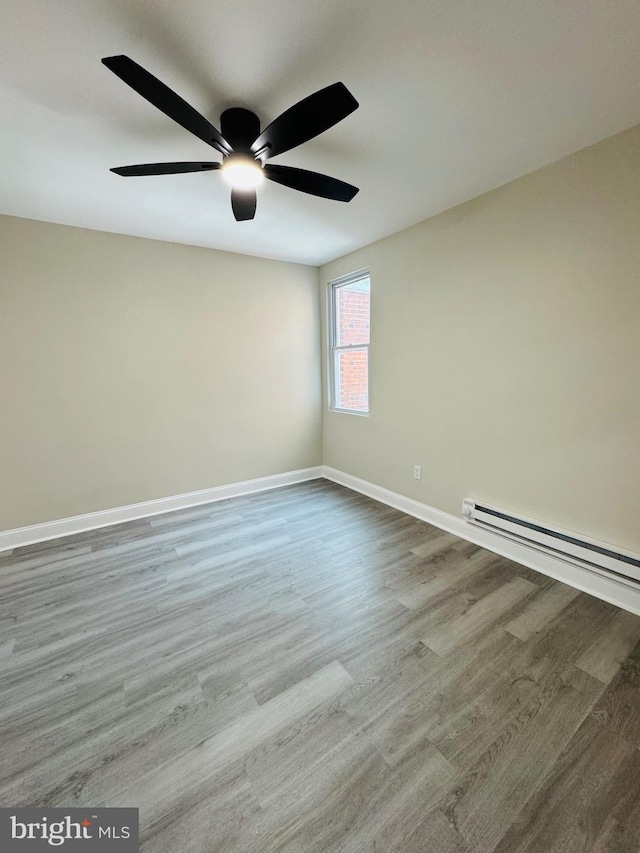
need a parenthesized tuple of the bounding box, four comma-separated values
(250, 83, 358, 160)
(102, 55, 232, 156)
(264, 164, 359, 202)
(231, 189, 257, 221)
(111, 162, 221, 176)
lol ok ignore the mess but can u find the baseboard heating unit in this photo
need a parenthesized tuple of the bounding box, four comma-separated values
(462, 499, 640, 587)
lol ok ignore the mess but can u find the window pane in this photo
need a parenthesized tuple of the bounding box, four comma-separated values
(335, 279, 370, 347)
(335, 347, 369, 411)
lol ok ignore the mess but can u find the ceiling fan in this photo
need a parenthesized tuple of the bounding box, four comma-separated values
(102, 55, 360, 221)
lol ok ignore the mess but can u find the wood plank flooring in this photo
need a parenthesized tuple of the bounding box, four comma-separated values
(1, 479, 640, 851)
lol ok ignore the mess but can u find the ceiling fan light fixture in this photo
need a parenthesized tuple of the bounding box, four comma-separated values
(102, 56, 360, 221)
(221, 155, 264, 189)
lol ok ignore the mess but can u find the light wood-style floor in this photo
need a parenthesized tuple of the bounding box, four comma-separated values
(2, 480, 640, 852)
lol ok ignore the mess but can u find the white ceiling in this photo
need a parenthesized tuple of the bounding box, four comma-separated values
(2, 0, 640, 266)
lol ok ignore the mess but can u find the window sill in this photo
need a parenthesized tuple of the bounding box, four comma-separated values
(329, 407, 370, 417)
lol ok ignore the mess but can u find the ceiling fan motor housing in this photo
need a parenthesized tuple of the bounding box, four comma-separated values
(220, 108, 261, 155)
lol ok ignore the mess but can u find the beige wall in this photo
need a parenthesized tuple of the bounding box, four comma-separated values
(0, 216, 321, 530)
(321, 125, 640, 554)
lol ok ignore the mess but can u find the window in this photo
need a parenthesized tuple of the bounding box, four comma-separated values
(329, 271, 370, 414)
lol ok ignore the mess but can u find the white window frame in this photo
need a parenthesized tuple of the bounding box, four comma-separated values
(328, 269, 370, 416)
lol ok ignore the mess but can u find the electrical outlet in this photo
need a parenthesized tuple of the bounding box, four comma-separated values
(413, 465, 422, 480)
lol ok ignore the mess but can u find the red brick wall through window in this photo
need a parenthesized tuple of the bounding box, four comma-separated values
(336, 282, 369, 411)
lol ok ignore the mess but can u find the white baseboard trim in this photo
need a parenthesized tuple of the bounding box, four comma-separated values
(322, 466, 640, 616)
(5, 463, 639, 616)
(0, 466, 324, 553)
